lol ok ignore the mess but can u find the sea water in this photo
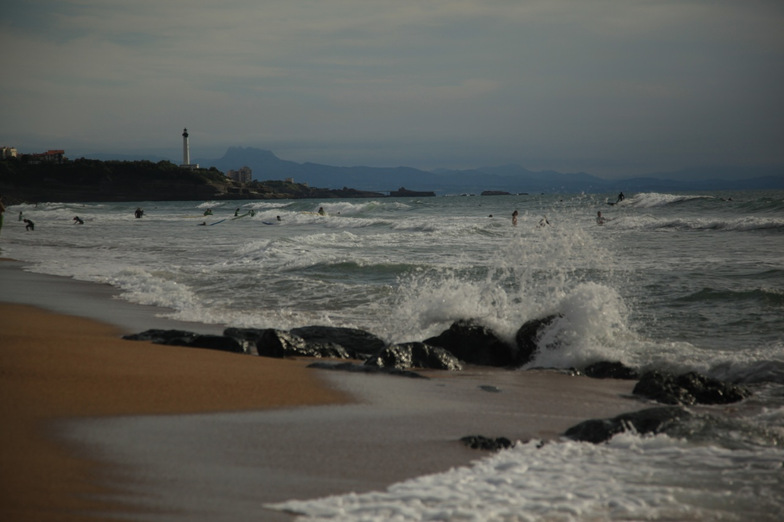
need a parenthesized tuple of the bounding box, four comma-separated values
(2, 190, 783, 520)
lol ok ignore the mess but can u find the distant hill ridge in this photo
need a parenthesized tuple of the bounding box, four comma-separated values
(85, 146, 783, 193)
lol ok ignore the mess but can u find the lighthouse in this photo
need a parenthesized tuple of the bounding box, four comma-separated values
(179, 128, 199, 169)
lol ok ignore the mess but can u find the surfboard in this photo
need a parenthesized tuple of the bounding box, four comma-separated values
(209, 219, 226, 226)
(262, 221, 278, 225)
(231, 212, 251, 220)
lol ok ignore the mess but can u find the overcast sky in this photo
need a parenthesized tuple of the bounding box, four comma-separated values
(2, 1, 783, 177)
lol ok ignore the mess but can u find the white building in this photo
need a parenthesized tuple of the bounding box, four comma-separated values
(179, 128, 199, 169)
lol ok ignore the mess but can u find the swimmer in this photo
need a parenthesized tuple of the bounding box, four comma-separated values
(596, 211, 606, 225)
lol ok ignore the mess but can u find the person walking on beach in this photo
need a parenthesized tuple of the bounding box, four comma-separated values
(512, 209, 518, 226)
(24, 218, 35, 231)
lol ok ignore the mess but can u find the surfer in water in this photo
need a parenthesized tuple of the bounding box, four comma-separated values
(24, 218, 35, 231)
(616, 192, 625, 203)
(318, 207, 326, 216)
(134, 207, 144, 218)
(596, 211, 606, 225)
(73, 216, 84, 225)
(512, 210, 518, 226)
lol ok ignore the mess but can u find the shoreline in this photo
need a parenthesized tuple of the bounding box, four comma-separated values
(0, 259, 645, 521)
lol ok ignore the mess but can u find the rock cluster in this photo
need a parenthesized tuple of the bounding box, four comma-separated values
(564, 407, 692, 444)
(123, 315, 562, 372)
(460, 435, 514, 451)
(632, 370, 748, 405)
(123, 317, 753, 448)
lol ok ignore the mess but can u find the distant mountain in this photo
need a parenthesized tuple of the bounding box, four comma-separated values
(200, 147, 782, 193)
(86, 146, 783, 194)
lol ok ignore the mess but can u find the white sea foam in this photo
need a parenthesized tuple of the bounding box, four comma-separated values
(268, 434, 784, 521)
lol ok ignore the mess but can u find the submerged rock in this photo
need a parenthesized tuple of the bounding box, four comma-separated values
(633, 370, 748, 405)
(424, 319, 516, 367)
(365, 342, 462, 371)
(564, 406, 692, 444)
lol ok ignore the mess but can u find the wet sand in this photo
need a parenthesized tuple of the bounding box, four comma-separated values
(0, 303, 351, 521)
(0, 260, 644, 520)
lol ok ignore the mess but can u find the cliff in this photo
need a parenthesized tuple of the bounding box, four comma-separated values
(0, 158, 384, 204)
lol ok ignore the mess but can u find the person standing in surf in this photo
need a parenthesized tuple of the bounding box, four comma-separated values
(0, 197, 5, 237)
(512, 210, 518, 226)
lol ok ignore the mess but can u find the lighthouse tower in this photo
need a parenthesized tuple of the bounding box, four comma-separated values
(179, 128, 199, 169)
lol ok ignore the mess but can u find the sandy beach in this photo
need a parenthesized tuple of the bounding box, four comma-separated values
(0, 259, 644, 521)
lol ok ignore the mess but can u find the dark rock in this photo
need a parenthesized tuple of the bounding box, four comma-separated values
(460, 435, 514, 451)
(123, 329, 250, 354)
(224, 327, 266, 342)
(424, 319, 516, 367)
(308, 361, 428, 379)
(633, 370, 748, 406)
(364, 342, 462, 371)
(123, 329, 199, 344)
(583, 361, 640, 380)
(674, 371, 748, 404)
(514, 314, 560, 366)
(290, 325, 386, 358)
(564, 406, 692, 444)
(223, 327, 266, 355)
(256, 329, 352, 359)
(175, 334, 249, 354)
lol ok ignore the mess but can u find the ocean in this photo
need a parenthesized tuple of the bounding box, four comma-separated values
(2, 190, 783, 520)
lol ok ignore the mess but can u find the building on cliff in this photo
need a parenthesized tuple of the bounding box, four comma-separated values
(24, 149, 66, 164)
(227, 166, 253, 183)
